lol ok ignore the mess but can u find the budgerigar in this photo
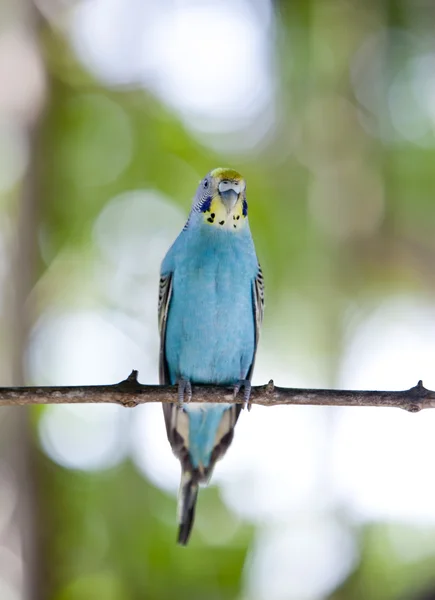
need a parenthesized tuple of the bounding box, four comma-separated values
(158, 167, 264, 545)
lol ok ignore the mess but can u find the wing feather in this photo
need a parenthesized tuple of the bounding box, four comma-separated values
(158, 273, 173, 385)
(158, 273, 176, 442)
(247, 262, 265, 381)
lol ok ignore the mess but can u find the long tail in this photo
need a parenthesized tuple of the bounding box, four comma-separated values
(177, 471, 199, 545)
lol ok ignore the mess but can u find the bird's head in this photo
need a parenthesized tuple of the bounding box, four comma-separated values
(192, 167, 248, 231)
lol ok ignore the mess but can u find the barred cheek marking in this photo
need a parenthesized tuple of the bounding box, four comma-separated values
(200, 196, 212, 213)
(242, 200, 248, 217)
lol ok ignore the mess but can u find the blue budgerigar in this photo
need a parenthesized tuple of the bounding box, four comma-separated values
(158, 167, 264, 545)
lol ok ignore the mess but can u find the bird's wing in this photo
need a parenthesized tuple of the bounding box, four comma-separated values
(158, 272, 173, 385)
(158, 272, 178, 444)
(247, 262, 265, 381)
(158, 273, 188, 454)
(158, 273, 194, 467)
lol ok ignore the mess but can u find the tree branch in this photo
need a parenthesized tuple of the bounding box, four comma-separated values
(0, 371, 434, 412)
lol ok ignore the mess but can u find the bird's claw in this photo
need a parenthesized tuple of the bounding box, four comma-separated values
(233, 379, 252, 411)
(178, 379, 192, 407)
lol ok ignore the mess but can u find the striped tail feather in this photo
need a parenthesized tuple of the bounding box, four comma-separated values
(177, 471, 199, 545)
(164, 401, 243, 544)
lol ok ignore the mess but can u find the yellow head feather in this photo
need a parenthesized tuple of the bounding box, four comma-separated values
(210, 167, 243, 182)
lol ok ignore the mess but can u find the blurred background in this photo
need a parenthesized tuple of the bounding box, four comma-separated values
(1, 0, 435, 598)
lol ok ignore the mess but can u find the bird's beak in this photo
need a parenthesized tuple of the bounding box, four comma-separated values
(218, 180, 242, 213)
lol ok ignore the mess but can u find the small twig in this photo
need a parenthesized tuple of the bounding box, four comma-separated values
(0, 371, 433, 413)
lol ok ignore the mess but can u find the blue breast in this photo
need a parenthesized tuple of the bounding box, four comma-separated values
(164, 226, 257, 386)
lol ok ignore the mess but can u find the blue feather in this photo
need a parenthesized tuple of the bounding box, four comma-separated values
(199, 195, 212, 213)
(184, 405, 228, 469)
(164, 226, 257, 388)
(159, 168, 263, 544)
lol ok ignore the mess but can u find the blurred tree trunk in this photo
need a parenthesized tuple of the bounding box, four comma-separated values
(1, 2, 47, 599)
(9, 101, 45, 600)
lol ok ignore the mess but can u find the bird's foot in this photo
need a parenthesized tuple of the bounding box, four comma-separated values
(178, 378, 192, 408)
(233, 379, 252, 411)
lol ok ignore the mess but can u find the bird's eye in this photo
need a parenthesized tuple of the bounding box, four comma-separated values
(203, 179, 208, 188)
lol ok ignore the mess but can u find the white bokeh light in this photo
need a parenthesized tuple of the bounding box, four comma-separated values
(27, 309, 142, 471)
(131, 403, 180, 494)
(147, 1, 273, 128)
(93, 189, 185, 277)
(39, 404, 127, 471)
(26, 309, 149, 385)
(334, 295, 435, 522)
(246, 518, 357, 600)
(340, 295, 435, 392)
(70, 0, 158, 85)
(70, 0, 275, 140)
(92, 188, 185, 360)
(388, 54, 435, 147)
(215, 405, 328, 523)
